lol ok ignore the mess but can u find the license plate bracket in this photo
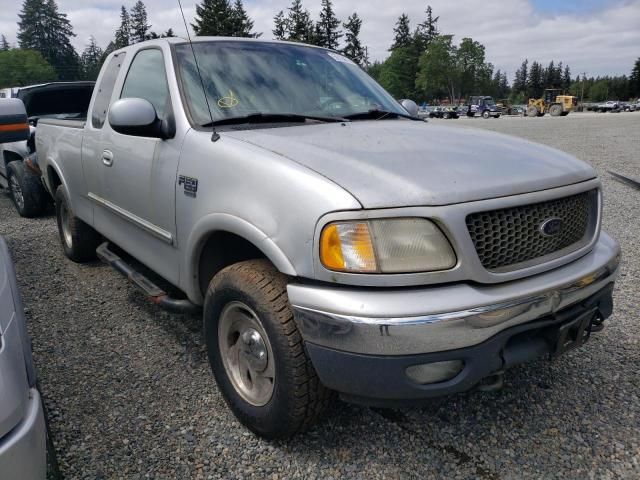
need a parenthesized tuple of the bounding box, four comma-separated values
(550, 308, 597, 359)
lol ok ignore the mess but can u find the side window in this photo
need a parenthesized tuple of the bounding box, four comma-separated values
(92, 52, 126, 129)
(120, 49, 170, 119)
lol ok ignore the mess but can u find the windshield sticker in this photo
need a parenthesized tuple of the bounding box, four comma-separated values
(327, 52, 356, 65)
(218, 90, 239, 108)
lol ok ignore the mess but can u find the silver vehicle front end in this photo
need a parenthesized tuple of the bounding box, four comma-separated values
(286, 180, 620, 404)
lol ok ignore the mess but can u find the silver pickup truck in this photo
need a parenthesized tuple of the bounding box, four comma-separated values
(36, 38, 620, 439)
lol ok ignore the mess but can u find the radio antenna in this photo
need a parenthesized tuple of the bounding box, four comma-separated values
(177, 0, 220, 142)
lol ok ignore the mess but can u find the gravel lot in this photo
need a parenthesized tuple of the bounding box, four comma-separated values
(1, 112, 639, 479)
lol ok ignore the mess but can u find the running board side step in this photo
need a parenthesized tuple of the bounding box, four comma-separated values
(96, 242, 201, 314)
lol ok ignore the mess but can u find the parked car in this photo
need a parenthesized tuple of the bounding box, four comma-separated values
(595, 100, 620, 112)
(417, 105, 434, 119)
(0, 82, 94, 217)
(37, 38, 620, 439)
(428, 106, 459, 119)
(466, 96, 501, 118)
(0, 99, 47, 479)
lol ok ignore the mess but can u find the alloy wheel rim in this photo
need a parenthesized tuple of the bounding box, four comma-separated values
(218, 301, 275, 406)
(10, 175, 24, 210)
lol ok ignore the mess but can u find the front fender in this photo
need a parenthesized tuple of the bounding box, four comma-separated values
(184, 213, 297, 304)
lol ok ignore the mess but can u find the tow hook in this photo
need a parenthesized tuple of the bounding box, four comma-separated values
(477, 371, 505, 392)
(588, 314, 605, 333)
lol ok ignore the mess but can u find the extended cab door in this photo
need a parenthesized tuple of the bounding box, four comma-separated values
(90, 47, 180, 284)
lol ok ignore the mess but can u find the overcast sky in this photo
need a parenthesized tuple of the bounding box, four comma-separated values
(1, 0, 638, 80)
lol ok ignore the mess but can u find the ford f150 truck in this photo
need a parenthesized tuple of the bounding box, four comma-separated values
(36, 38, 620, 439)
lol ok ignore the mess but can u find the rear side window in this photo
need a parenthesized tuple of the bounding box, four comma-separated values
(92, 52, 126, 129)
(120, 49, 170, 119)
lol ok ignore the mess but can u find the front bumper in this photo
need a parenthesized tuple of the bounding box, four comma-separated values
(288, 232, 620, 403)
(0, 388, 46, 480)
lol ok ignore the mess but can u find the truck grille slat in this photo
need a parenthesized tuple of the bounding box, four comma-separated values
(466, 190, 596, 272)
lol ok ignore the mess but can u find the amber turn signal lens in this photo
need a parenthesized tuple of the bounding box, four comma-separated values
(320, 222, 377, 272)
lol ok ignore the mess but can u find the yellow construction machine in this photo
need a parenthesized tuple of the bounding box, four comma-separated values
(527, 89, 577, 117)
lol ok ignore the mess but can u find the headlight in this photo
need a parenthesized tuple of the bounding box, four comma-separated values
(320, 218, 456, 273)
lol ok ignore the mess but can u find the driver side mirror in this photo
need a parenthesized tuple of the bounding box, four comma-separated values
(400, 99, 419, 117)
(108, 98, 174, 139)
(0, 99, 29, 144)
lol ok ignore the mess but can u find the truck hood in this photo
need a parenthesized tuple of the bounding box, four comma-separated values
(224, 120, 596, 208)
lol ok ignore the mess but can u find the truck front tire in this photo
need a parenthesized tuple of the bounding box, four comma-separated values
(7, 161, 48, 218)
(54, 186, 101, 263)
(204, 259, 330, 439)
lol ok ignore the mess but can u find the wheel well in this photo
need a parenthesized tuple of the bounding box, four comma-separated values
(198, 231, 267, 296)
(47, 166, 62, 193)
(3, 151, 22, 169)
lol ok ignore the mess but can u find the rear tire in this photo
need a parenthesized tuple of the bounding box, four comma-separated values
(549, 104, 563, 117)
(7, 161, 48, 218)
(527, 106, 539, 117)
(204, 259, 330, 439)
(54, 186, 101, 263)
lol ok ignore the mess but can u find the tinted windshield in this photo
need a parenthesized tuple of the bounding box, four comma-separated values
(175, 41, 405, 126)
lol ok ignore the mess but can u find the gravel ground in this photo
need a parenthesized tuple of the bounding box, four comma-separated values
(1, 112, 639, 479)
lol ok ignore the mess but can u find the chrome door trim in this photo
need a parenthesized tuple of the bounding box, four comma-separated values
(88, 192, 173, 244)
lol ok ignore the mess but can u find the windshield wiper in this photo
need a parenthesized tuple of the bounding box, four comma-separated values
(342, 108, 422, 121)
(202, 112, 349, 127)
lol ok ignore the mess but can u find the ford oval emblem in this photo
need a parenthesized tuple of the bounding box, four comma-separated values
(540, 217, 563, 237)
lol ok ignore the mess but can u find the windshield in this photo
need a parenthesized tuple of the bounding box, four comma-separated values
(174, 41, 405, 126)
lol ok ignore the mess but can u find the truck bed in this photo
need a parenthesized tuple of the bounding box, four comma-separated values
(37, 118, 86, 129)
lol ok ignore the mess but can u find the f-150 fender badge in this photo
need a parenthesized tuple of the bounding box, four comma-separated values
(178, 175, 198, 198)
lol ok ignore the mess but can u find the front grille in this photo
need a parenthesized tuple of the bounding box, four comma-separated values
(466, 190, 596, 272)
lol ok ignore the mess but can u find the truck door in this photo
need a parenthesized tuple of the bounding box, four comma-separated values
(93, 47, 179, 283)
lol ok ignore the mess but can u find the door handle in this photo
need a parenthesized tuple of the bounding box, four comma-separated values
(102, 150, 114, 167)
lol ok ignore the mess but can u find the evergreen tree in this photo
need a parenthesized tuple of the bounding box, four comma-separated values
(80, 36, 104, 81)
(193, 0, 234, 36)
(414, 5, 439, 52)
(230, 0, 260, 37)
(0, 35, 9, 51)
(114, 5, 130, 48)
(380, 46, 420, 99)
(543, 60, 555, 88)
(18, 0, 80, 80)
(342, 13, 366, 66)
(390, 14, 411, 50)
(629, 57, 640, 97)
(161, 28, 176, 38)
(513, 59, 528, 95)
(273, 11, 287, 40)
(317, 0, 342, 50)
(286, 0, 314, 43)
(528, 61, 543, 98)
(130, 1, 151, 43)
(562, 64, 571, 90)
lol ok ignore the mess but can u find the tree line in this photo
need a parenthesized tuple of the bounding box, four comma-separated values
(272, 0, 367, 67)
(1, 0, 639, 102)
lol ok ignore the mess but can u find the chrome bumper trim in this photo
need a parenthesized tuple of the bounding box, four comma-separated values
(291, 235, 620, 356)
